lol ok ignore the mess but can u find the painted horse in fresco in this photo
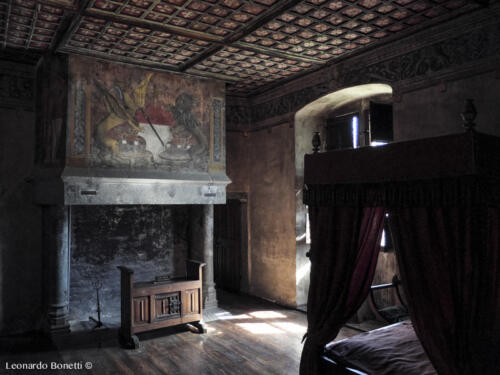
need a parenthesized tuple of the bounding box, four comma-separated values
(94, 73, 153, 157)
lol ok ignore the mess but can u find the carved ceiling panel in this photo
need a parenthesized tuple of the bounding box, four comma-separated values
(244, 0, 473, 64)
(1, 0, 480, 95)
(0, 0, 73, 50)
(65, 15, 213, 68)
(85, 0, 281, 40)
(187, 45, 316, 93)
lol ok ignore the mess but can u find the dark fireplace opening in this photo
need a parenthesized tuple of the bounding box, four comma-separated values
(69, 205, 190, 327)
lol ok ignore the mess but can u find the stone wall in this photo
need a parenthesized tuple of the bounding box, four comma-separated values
(394, 70, 500, 140)
(69, 205, 190, 325)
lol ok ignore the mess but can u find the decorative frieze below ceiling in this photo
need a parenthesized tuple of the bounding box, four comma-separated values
(226, 19, 500, 130)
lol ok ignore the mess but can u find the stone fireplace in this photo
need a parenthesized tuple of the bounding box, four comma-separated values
(69, 204, 190, 325)
(34, 54, 229, 333)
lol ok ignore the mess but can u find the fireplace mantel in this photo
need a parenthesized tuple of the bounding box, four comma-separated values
(35, 168, 230, 205)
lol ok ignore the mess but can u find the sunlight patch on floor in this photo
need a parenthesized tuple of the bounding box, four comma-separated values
(215, 312, 252, 320)
(271, 321, 307, 334)
(204, 324, 218, 333)
(249, 311, 287, 319)
(236, 323, 285, 335)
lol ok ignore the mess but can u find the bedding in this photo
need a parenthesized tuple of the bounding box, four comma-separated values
(323, 321, 436, 375)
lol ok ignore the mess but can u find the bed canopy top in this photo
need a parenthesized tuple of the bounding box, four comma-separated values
(304, 128, 500, 208)
(299, 100, 499, 375)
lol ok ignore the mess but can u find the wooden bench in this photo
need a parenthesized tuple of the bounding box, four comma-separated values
(118, 260, 206, 349)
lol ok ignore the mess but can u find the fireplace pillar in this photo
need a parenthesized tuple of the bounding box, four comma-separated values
(202, 204, 218, 309)
(190, 204, 218, 309)
(43, 205, 71, 333)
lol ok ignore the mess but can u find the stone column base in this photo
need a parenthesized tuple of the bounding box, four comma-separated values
(46, 304, 70, 334)
(203, 285, 218, 310)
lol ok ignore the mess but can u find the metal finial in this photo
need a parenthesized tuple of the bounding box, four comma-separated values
(312, 132, 321, 153)
(461, 99, 477, 132)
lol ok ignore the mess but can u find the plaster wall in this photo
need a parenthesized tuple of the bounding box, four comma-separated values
(226, 132, 250, 194)
(225, 132, 251, 294)
(225, 126, 296, 305)
(247, 124, 296, 306)
(394, 71, 500, 141)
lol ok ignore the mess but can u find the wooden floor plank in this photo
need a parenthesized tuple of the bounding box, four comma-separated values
(0, 291, 364, 375)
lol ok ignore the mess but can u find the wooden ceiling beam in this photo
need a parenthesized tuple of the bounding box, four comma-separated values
(34, 0, 78, 11)
(83, 8, 223, 43)
(52, 0, 91, 52)
(186, 67, 240, 83)
(233, 41, 324, 64)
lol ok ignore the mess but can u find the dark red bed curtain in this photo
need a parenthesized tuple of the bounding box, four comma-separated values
(299, 206, 385, 375)
(390, 205, 500, 375)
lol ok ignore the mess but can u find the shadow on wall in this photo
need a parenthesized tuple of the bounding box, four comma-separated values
(294, 83, 393, 308)
(0, 109, 43, 335)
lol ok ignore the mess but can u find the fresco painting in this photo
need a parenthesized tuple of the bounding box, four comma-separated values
(68, 56, 224, 172)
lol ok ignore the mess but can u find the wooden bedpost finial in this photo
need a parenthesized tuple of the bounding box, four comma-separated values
(312, 131, 321, 153)
(461, 99, 477, 132)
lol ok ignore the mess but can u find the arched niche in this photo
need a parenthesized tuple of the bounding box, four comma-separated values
(294, 84, 393, 308)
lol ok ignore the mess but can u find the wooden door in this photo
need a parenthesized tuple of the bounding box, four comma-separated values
(214, 199, 242, 292)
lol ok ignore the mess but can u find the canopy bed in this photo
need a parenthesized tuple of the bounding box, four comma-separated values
(300, 101, 499, 375)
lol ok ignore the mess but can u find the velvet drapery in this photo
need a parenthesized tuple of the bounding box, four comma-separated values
(299, 206, 385, 375)
(390, 205, 500, 375)
(301, 132, 500, 375)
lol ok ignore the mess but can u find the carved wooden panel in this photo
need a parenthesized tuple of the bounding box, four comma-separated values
(133, 296, 150, 325)
(118, 261, 205, 347)
(154, 292, 182, 321)
(182, 288, 200, 316)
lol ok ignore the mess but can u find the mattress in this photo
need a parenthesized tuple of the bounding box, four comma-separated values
(323, 321, 437, 375)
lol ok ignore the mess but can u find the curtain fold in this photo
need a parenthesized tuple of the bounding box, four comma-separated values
(389, 205, 500, 375)
(299, 206, 385, 375)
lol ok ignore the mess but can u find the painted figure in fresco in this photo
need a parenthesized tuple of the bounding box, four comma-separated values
(94, 73, 153, 158)
(169, 93, 207, 156)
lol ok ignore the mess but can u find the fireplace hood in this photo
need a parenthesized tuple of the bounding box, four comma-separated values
(34, 168, 230, 205)
(35, 55, 230, 206)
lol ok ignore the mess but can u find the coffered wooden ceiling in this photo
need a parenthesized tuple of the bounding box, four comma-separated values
(0, 0, 483, 95)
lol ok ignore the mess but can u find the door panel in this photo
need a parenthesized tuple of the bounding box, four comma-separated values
(214, 200, 241, 292)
